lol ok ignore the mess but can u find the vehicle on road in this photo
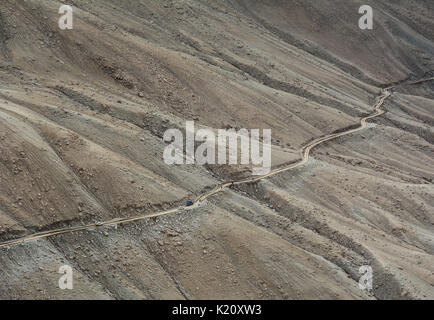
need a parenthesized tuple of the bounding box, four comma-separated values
(95, 221, 104, 227)
(186, 200, 194, 207)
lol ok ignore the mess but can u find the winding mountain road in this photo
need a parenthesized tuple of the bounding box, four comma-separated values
(0, 77, 432, 249)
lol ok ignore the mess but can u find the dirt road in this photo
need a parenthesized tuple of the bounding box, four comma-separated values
(0, 77, 432, 249)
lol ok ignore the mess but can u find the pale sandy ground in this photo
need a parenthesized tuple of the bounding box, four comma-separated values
(0, 0, 433, 299)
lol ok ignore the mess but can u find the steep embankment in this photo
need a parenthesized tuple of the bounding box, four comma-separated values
(0, 0, 433, 299)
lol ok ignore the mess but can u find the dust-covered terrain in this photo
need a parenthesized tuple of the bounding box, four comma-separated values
(0, 0, 433, 299)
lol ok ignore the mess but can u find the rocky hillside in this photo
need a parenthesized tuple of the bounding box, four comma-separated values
(0, 0, 433, 299)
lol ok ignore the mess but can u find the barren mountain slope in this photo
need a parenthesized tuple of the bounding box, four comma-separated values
(0, 0, 433, 299)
